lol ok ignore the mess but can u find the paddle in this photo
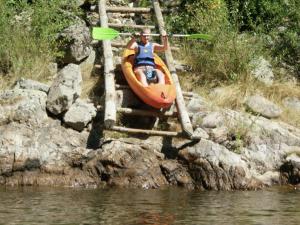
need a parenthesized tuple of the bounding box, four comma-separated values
(92, 27, 212, 41)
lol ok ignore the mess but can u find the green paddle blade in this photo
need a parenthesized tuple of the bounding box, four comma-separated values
(187, 33, 213, 40)
(92, 27, 119, 40)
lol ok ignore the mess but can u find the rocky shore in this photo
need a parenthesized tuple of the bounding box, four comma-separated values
(1, 73, 300, 190)
(0, 0, 299, 190)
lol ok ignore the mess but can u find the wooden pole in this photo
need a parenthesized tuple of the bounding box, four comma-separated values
(152, 0, 194, 137)
(99, 0, 116, 128)
(111, 126, 182, 137)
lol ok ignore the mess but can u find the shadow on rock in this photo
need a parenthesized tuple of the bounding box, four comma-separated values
(161, 136, 200, 159)
(86, 111, 104, 149)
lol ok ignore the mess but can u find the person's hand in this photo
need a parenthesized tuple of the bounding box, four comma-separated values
(132, 32, 140, 39)
(161, 30, 167, 37)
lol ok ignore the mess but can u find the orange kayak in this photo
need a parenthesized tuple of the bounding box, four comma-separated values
(121, 49, 176, 109)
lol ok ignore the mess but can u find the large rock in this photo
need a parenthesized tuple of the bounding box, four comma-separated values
(14, 78, 50, 93)
(193, 127, 209, 139)
(283, 97, 300, 111)
(59, 21, 92, 64)
(0, 120, 98, 187)
(93, 138, 169, 188)
(46, 64, 82, 115)
(280, 147, 300, 185)
(221, 109, 300, 184)
(245, 95, 282, 118)
(160, 160, 194, 188)
(178, 139, 256, 190)
(250, 57, 274, 85)
(186, 95, 209, 114)
(0, 89, 48, 126)
(202, 111, 224, 128)
(0, 120, 89, 169)
(64, 99, 97, 131)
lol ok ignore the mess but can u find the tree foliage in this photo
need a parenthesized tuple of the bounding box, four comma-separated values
(0, 0, 80, 77)
(165, 0, 299, 78)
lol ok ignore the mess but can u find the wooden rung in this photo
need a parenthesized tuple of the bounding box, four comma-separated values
(111, 42, 180, 51)
(111, 43, 128, 48)
(115, 84, 196, 98)
(107, 6, 152, 13)
(97, 105, 193, 118)
(108, 23, 155, 30)
(94, 64, 102, 69)
(106, 7, 171, 13)
(110, 126, 182, 137)
(117, 107, 178, 117)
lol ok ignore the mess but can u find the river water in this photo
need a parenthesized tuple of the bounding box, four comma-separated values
(0, 186, 299, 225)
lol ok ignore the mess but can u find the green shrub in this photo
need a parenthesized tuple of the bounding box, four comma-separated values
(0, 0, 80, 85)
(165, 0, 228, 34)
(181, 32, 265, 85)
(165, 0, 299, 83)
(224, 0, 300, 76)
(165, 0, 265, 84)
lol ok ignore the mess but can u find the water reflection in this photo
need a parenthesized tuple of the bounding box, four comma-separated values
(0, 186, 299, 225)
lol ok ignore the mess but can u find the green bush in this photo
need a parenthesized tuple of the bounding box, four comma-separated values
(165, 0, 299, 82)
(182, 32, 264, 85)
(0, 0, 80, 83)
(165, 0, 264, 84)
(224, 0, 300, 76)
(165, 0, 228, 34)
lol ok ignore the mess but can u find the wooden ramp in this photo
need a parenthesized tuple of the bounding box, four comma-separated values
(98, 0, 199, 140)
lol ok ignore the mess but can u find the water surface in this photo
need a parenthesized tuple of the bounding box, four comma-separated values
(0, 186, 299, 225)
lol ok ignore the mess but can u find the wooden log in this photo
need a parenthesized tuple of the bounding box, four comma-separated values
(152, 0, 194, 138)
(99, 0, 116, 128)
(107, 6, 152, 13)
(115, 84, 196, 98)
(111, 126, 182, 137)
(97, 105, 193, 118)
(117, 107, 179, 117)
(94, 64, 102, 69)
(111, 42, 180, 51)
(108, 23, 155, 30)
(106, 6, 171, 13)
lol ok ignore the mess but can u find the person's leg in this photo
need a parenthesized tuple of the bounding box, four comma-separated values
(134, 68, 148, 87)
(155, 69, 165, 84)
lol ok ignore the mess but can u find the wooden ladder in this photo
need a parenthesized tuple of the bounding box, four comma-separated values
(98, 0, 199, 139)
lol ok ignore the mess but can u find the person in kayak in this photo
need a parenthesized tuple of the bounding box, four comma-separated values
(126, 28, 168, 87)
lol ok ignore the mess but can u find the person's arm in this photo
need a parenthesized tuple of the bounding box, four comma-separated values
(153, 31, 168, 52)
(126, 34, 138, 50)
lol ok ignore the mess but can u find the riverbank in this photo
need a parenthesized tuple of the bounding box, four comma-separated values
(1, 76, 300, 190)
(0, 1, 299, 190)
